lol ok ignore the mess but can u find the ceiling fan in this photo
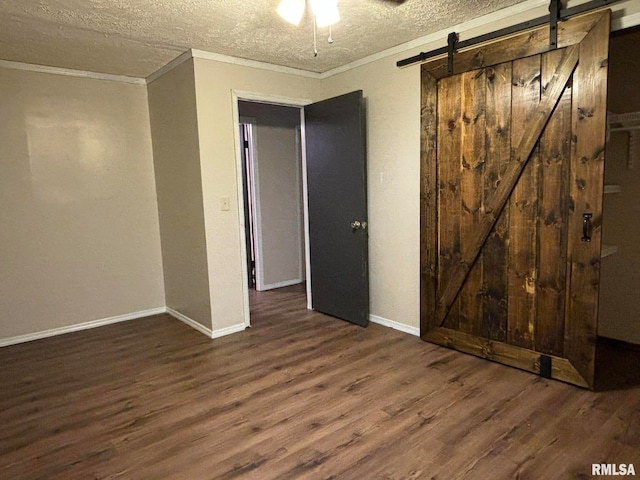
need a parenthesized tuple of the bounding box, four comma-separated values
(277, 0, 407, 56)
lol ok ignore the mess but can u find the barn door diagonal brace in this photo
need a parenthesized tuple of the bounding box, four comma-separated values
(436, 45, 580, 325)
(397, 0, 619, 70)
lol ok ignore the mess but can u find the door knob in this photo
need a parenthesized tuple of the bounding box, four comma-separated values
(351, 220, 367, 231)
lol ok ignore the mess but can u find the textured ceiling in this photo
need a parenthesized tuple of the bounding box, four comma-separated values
(0, 0, 529, 78)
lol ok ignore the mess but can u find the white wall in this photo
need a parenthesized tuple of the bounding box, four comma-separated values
(0, 66, 165, 341)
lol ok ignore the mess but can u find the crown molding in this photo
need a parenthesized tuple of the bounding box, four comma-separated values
(133, 0, 640, 84)
(0, 59, 145, 85)
(190, 49, 322, 79)
(315, 0, 640, 79)
(319, 0, 551, 78)
(145, 49, 193, 84)
(175, 0, 550, 82)
(4, 0, 639, 86)
(146, 48, 323, 85)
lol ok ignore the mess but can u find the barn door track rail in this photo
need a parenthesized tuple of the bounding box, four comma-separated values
(397, 0, 620, 71)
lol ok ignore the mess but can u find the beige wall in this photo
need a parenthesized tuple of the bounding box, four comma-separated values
(598, 29, 640, 344)
(314, 5, 555, 331)
(320, 59, 421, 329)
(148, 59, 212, 330)
(316, 1, 640, 332)
(190, 52, 422, 330)
(193, 58, 320, 330)
(253, 123, 304, 289)
(239, 101, 304, 290)
(4, 1, 639, 344)
(0, 66, 164, 339)
(188, 4, 578, 333)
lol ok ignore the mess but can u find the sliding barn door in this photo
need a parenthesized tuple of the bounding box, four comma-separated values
(420, 10, 610, 388)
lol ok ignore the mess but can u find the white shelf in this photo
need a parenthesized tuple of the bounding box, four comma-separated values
(604, 184, 622, 194)
(601, 244, 619, 259)
(609, 111, 640, 128)
(608, 112, 637, 169)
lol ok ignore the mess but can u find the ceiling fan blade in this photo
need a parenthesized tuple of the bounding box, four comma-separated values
(379, 0, 408, 4)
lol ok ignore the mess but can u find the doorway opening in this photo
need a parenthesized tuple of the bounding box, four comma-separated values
(598, 25, 640, 347)
(232, 90, 369, 330)
(235, 98, 311, 324)
(594, 24, 640, 390)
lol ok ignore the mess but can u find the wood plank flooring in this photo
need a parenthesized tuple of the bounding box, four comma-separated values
(1, 288, 639, 479)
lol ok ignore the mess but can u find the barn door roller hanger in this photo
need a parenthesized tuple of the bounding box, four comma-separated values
(397, 0, 619, 73)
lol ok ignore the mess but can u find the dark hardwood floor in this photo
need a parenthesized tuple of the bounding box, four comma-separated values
(1, 288, 639, 479)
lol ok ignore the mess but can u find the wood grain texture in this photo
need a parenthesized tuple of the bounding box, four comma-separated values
(436, 45, 579, 325)
(536, 49, 572, 357)
(565, 10, 610, 387)
(422, 327, 589, 388)
(1, 289, 639, 479)
(421, 9, 611, 389)
(508, 54, 541, 350)
(459, 68, 486, 335)
(420, 70, 438, 335)
(482, 62, 511, 342)
(437, 74, 463, 330)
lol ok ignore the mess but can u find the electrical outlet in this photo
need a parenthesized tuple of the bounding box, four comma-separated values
(220, 196, 230, 211)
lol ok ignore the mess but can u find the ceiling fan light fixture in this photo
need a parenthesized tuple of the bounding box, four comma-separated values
(310, 0, 340, 28)
(277, 0, 305, 26)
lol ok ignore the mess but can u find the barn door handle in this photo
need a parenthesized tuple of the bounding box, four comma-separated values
(351, 220, 367, 231)
(582, 213, 592, 242)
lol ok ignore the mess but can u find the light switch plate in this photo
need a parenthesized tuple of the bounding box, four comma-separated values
(220, 196, 230, 211)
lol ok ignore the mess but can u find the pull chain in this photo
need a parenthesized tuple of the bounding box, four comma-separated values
(313, 17, 318, 56)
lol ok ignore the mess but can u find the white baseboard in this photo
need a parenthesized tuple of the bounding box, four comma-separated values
(166, 308, 246, 339)
(0, 307, 166, 348)
(212, 322, 247, 339)
(369, 314, 420, 337)
(258, 278, 304, 291)
(166, 307, 213, 338)
(1, 305, 248, 348)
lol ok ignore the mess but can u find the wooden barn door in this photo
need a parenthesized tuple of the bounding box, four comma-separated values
(420, 10, 610, 388)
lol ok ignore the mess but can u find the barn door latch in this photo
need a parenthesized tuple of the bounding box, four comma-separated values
(549, 0, 562, 48)
(582, 213, 593, 242)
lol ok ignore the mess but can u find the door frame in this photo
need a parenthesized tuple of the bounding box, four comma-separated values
(238, 119, 257, 290)
(231, 90, 314, 328)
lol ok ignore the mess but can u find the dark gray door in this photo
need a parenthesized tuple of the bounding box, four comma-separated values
(305, 90, 368, 327)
